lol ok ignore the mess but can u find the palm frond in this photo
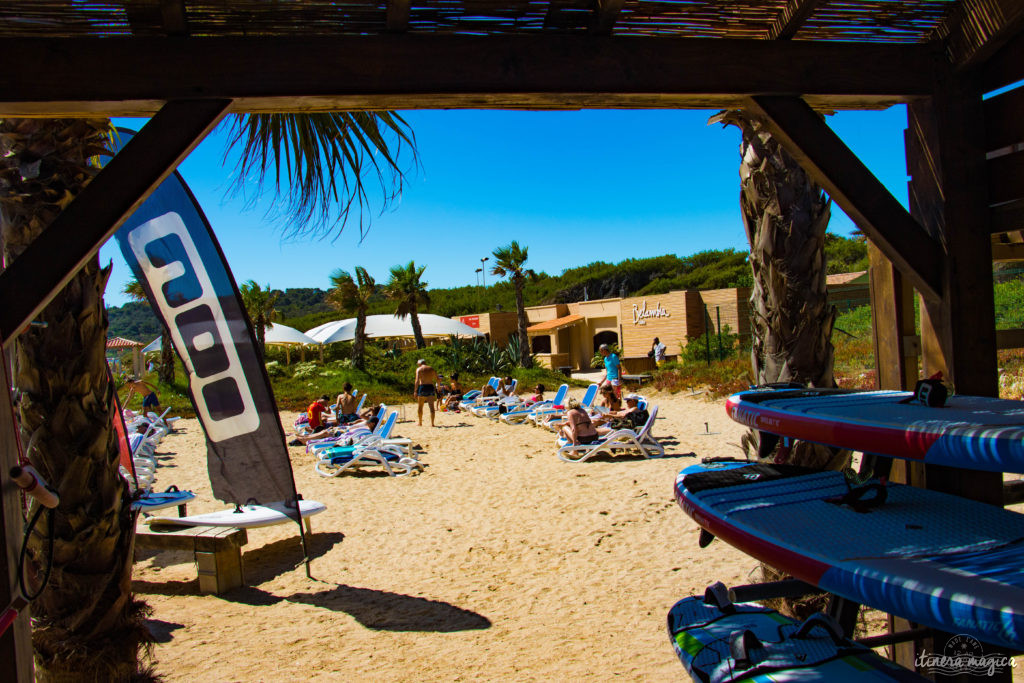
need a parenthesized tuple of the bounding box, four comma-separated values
(223, 112, 418, 241)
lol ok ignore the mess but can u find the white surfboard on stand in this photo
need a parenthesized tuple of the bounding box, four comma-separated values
(144, 499, 326, 529)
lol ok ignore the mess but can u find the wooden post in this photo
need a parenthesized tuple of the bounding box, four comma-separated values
(905, 80, 1007, 682)
(868, 240, 924, 670)
(0, 358, 33, 682)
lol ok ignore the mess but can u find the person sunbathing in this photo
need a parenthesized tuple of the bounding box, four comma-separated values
(558, 398, 600, 446)
(523, 384, 545, 406)
(288, 403, 383, 446)
(497, 376, 516, 397)
(596, 396, 649, 436)
(334, 382, 360, 423)
(480, 383, 498, 398)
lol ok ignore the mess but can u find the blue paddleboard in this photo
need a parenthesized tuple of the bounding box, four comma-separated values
(675, 461, 1024, 651)
(727, 387, 1024, 473)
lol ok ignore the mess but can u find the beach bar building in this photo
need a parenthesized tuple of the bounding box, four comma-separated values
(1, 1, 1022, 679)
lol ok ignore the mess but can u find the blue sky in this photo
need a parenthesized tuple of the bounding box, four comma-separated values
(101, 106, 909, 307)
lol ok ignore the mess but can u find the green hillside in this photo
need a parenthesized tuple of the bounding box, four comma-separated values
(106, 233, 868, 337)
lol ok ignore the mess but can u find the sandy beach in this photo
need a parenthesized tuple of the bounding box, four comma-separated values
(132, 391, 846, 681)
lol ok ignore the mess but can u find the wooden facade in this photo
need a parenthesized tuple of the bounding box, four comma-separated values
(2, 1, 1024, 680)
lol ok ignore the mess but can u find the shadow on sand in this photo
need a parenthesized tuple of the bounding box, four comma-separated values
(230, 584, 492, 632)
(134, 531, 490, 631)
(145, 618, 186, 643)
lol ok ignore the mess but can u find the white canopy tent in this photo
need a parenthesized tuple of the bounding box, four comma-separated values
(316, 314, 484, 344)
(143, 323, 318, 363)
(306, 318, 355, 344)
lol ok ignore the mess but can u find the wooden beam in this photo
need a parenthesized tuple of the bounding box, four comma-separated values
(988, 150, 1024, 205)
(0, 36, 943, 117)
(909, 81, 1002, 509)
(745, 95, 944, 301)
(160, 0, 190, 36)
(385, 0, 410, 32)
(0, 358, 33, 681)
(591, 0, 626, 35)
(992, 242, 1024, 261)
(983, 84, 1024, 151)
(765, 0, 826, 40)
(995, 328, 1024, 349)
(0, 99, 230, 348)
(1005, 480, 1024, 505)
(937, 0, 1024, 69)
(991, 198, 1024, 234)
(982, 30, 1024, 93)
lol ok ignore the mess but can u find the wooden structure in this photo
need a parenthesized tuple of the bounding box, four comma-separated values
(135, 525, 248, 595)
(1, 1, 1022, 680)
(106, 335, 145, 379)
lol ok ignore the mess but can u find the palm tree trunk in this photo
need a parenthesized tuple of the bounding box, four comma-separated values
(0, 118, 152, 680)
(255, 316, 266, 358)
(410, 306, 425, 349)
(159, 323, 175, 383)
(353, 312, 366, 370)
(717, 110, 844, 471)
(514, 278, 531, 368)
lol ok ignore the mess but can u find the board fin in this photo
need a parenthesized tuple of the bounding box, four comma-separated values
(699, 528, 716, 548)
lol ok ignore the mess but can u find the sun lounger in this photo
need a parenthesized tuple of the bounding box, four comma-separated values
(305, 405, 387, 452)
(459, 377, 500, 410)
(500, 383, 569, 424)
(314, 439, 422, 477)
(313, 410, 398, 460)
(534, 384, 598, 430)
(556, 406, 663, 462)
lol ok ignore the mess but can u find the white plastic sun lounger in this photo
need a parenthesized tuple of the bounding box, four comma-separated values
(556, 406, 663, 462)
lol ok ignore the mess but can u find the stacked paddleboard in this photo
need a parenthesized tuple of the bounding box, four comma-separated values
(674, 459, 1024, 651)
(668, 583, 927, 682)
(726, 387, 1024, 473)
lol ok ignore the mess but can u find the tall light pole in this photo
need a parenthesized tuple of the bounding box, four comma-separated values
(474, 268, 482, 286)
(480, 257, 489, 287)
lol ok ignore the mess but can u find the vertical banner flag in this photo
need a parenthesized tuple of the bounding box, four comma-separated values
(110, 130, 299, 508)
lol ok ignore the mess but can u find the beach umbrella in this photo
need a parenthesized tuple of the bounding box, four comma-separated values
(142, 336, 162, 354)
(318, 314, 483, 344)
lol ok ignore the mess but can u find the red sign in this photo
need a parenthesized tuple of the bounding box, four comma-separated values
(460, 315, 480, 328)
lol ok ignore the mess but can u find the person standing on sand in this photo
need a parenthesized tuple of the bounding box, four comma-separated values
(414, 359, 439, 426)
(598, 343, 626, 399)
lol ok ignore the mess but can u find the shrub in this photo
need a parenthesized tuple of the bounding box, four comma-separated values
(264, 361, 287, 378)
(680, 325, 740, 364)
(292, 362, 321, 380)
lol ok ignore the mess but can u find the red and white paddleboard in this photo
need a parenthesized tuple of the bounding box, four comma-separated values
(727, 387, 1024, 473)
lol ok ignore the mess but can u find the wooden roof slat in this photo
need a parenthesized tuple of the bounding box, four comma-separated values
(745, 94, 944, 301)
(0, 1, 986, 43)
(765, 0, 826, 40)
(590, 0, 624, 35)
(0, 35, 943, 117)
(386, 0, 410, 32)
(934, 0, 1024, 69)
(0, 99, 230, 347)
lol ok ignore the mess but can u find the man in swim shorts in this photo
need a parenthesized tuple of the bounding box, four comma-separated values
(414, 359, 439, 427)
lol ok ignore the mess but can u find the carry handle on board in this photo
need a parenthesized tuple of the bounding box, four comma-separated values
(794, 613, 847, 645)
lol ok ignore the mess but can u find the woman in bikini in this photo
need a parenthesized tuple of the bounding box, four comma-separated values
(559, 398, 600, 446)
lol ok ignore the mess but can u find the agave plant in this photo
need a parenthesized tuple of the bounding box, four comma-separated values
(504, 332, 536, 369)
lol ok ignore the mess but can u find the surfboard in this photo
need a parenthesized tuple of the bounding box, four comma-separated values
(727, 387, 1024, 473)
(144, 499, 326, 528)
(668, 587, 927, 681)
(131, 488, 196, 513)
(674, 461, 1024, 651)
